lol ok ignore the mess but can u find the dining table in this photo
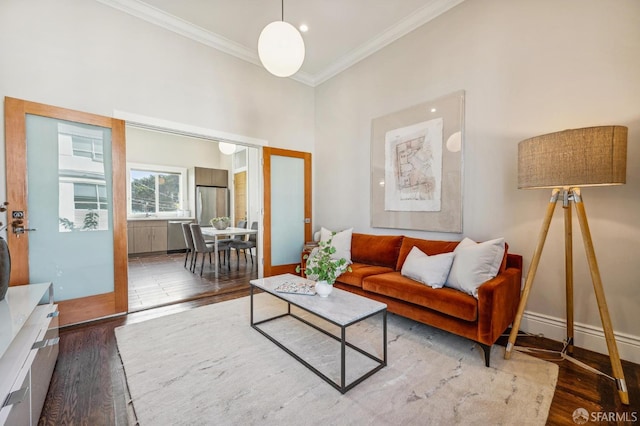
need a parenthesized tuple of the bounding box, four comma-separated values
(201, 226, 258, 276)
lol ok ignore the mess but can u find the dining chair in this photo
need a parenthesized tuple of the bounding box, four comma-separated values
(229, 220, 247, 268)
(230, 221, 257, 270)
(189, 223, 231, 275)
(181, 222, 196, 272)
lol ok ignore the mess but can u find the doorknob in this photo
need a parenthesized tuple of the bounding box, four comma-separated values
(11, 219, 37, 235)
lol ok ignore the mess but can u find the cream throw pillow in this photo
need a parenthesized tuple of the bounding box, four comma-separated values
(445, 237, 505, 298)
(401, 246, 454, 288)
(320, 227, 353, 263)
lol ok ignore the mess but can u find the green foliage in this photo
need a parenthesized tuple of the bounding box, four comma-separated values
(59, 217, 76, 230)
(131, 172, 180, 213)
(296, 237, 351, 285)
(82, 210, 99, 230)
(131, 174, 156, 213)
(211, 216, 230, 223)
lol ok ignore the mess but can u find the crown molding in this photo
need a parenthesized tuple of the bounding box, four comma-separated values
(96, 0, 463, 87)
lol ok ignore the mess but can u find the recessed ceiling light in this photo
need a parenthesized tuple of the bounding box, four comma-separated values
(299, 24, 308, 33)
(431, 108, 437, 113)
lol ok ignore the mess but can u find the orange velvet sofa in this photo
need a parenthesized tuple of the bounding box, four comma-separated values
(333, 233, 523, 367)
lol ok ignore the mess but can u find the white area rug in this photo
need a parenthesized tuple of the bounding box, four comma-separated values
(115, 294, 558, 425)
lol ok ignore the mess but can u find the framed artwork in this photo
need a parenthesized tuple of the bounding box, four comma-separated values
(370, 90, 464, 233)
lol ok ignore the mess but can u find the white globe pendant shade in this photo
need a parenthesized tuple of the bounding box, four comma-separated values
(258, 21, 305, 77)
(218, 142, 236, 155)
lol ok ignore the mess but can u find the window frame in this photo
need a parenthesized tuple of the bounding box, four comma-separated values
(126, 162, 188, 217)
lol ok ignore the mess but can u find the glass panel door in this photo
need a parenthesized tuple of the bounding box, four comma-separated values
(26, 114, 115, 300)
(270, 155, 304, 266)
(263, 147, 311, 276)
(4, 97, 127, 326)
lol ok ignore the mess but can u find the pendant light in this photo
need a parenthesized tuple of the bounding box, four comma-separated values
(258, 0, 305, 77)
(218, 142, 236, 155)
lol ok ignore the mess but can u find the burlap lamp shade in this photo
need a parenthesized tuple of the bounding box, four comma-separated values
(518, 126, 627, 189)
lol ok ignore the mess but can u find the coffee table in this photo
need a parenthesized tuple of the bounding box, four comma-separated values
(250, 273, 387, 394)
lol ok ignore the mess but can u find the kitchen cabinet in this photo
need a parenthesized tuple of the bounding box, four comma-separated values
(194, 167, 228, 187)
(127, 220, 168, 254)
(0, 283, 58, 426)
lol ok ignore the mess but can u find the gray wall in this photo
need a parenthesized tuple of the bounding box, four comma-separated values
(314, 0, 640, 361)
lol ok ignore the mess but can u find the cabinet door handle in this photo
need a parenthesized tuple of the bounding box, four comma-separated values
(2, 387, 29, 408)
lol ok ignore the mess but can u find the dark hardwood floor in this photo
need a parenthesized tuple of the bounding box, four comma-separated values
(128, 250, 258, 311)
(39, 256, 638, 425)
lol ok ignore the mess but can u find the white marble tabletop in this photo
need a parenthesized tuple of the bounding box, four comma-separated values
(201, 227, 257, 275)
(201, 226, 257, 238)
(250, 273, 386, 326)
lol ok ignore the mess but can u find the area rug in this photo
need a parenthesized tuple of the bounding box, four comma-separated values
(115, 294, 558, 425)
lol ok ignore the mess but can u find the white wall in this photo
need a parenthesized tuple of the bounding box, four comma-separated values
(126, 127, 225, 171)
(0, 0, 315, 195)
(314, 0, 640, 361)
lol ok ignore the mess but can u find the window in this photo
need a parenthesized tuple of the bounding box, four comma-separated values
(127, 164, 187, 216)
(74, 183, 107, 210)
(71, 135, 104, 162)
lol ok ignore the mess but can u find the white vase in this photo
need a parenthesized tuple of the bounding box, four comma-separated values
(315, 280, 333, 297)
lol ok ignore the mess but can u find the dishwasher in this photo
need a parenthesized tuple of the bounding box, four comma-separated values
(167, 220, 192, 253)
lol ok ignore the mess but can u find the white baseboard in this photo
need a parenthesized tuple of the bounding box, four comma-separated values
(518, 310, 640, 365)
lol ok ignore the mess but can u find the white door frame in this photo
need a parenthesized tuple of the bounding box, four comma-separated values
(113, 110, 267, 278)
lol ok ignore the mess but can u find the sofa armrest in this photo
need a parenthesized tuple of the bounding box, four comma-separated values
(476, 266, 522, 345)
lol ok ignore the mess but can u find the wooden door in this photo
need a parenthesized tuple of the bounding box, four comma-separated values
(4, 97, 128, 326)
(234, 171, 247, 225)
(263, 147, 311, 276)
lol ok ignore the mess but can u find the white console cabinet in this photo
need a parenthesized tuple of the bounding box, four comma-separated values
(0, 283, 58, 426)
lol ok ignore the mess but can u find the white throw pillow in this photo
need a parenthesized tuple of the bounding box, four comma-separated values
(320, 227, 353, 263)
(401, 246, 454, 288)
(445, 237, 505, 298)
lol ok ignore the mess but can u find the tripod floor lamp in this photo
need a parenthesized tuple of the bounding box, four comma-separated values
(504, 125, 629, 405)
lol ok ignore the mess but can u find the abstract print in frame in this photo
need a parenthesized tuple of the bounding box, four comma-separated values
(371, 91, 464, 232)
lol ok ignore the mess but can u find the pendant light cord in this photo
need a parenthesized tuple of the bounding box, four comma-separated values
(281, 0, 284, 21)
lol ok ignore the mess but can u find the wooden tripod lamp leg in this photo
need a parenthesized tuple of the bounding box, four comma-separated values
(572, 189, 629, 405)
(564, 195, 574, 354)
(505, 189, 559, 359)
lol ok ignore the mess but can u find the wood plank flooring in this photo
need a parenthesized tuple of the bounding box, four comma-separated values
(39, 256, 638, 425)
(128, 250, 257, 311)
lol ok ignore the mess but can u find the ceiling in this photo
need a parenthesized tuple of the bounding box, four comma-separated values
(97, 0, 464, 86)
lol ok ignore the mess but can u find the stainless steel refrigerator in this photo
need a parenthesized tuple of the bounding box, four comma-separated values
(195, 186, 229, 226)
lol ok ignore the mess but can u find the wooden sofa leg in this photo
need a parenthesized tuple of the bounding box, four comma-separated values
(479, 343, 491, 367)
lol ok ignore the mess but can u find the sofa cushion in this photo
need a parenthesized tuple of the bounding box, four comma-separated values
(363, 272, 478, 322)
(400, 247, 454, 288)
(335, 263, 395, 288)
(396, 237, 460, 271)
(351, 233, 404, 269)
(320, 226, 353, 262)
(446, 237, 505, 298)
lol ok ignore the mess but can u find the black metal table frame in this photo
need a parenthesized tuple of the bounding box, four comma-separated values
(250, 285, 387, 394)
